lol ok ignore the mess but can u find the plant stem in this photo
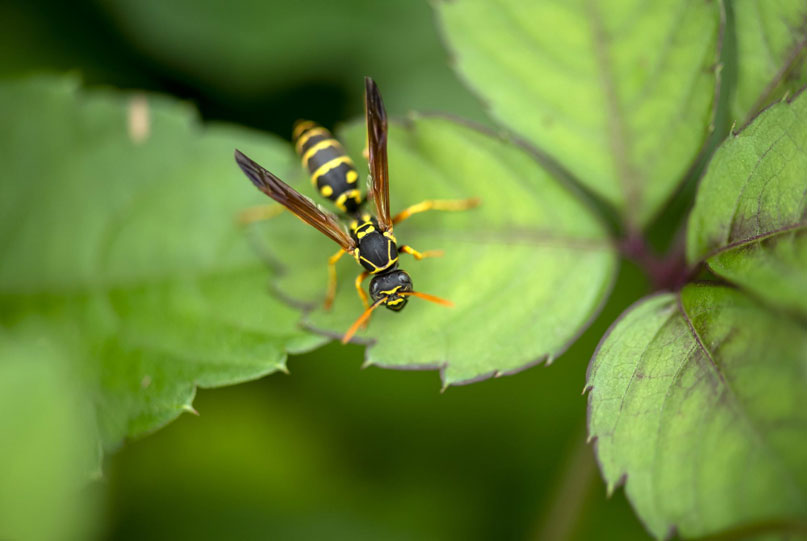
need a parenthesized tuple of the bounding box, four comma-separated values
(531, 427, 597, 541)
(620, 230, 691, 291)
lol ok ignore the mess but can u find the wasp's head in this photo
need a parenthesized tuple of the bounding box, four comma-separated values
(369, 270, 413, 311)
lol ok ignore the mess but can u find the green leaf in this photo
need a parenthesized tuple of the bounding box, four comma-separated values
(97, 0, 486, 123)
(252, 116, 618, 386)
(0, 327, 100, 541)
(730, 0, 807, 127)
(587, 284, 807, 539)
(0, 76, 325, 454)
(436, 0, 722, 227)
(687, 89, 807, 316)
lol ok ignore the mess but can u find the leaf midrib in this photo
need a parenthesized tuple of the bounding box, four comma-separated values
(705, 222, 806, 262)
(676, 290, 807, 507)
(585, 0, 639, 218)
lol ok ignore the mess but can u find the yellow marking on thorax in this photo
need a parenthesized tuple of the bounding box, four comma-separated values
(302, 138, 340, 166)
(355, 225, 375, 240)
(292, 120, 316, 140)
(294, 126, 329, 153)
(359, 252, 398, 274)
(383, 231, 398, 244)
(312, 156, 353, 183)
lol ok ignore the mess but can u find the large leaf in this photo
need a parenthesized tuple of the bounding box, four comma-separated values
(730, 0, 807, 126)
(687, 89, 807, 316)
(587, 284, 807, 539)
(436, 0, 721, 227)
(0, 76, 325, 454)
(0, 327, 99, 541)
(252, 116, 618, 386)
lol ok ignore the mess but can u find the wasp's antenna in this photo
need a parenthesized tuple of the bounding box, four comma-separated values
(399, 291, 454, 307)
(342, 297, 388, 344)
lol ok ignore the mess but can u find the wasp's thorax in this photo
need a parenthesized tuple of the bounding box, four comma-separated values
(369, 270, 413, 311)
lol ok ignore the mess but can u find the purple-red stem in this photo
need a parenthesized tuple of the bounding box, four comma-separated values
(620, 231, 693, 292)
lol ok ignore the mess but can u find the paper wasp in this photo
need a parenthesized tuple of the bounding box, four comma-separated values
(235, 77, 479, 343)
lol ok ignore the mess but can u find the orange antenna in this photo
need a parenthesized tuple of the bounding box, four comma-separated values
(400, 291, 454, 307)
(342, 297, 387, 344)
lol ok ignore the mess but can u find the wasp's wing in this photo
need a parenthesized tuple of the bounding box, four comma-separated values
(364, 77, 392, 231)
(235, 149, 355, 251)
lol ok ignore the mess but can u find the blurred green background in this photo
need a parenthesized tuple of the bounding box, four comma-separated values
(1, 0, 651, 538)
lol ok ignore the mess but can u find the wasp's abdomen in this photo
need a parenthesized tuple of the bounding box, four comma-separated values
(293, 120, 362, 214)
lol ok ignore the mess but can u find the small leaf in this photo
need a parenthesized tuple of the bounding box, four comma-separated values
(587, 284, 807, 539)
(254, 115, 618, 386)
(730, 0, 807, 126)
(436, 0, 721, 226)
(0, 76, 325, 454)
(687, 89, 807, 316)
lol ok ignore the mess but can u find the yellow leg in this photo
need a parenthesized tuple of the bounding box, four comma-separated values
(354, 271, 370, 309)
(237, 204, 284, 226)
(392, 198, 480, 225)
(398, 245, 443, 261)
(325, 249, 346, 310)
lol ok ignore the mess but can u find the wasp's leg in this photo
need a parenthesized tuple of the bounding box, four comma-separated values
(398, 245, 443, 261)
(391, 198, 480, 225)
(325, 248, 347, 310)
(237, 204, 285, 226)
(354, 271, 370, 310)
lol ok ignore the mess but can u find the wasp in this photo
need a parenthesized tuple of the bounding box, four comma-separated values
(235, 77, 479, 343)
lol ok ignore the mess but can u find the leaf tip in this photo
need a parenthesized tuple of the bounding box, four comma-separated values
(181, 404, 199, 416)
(606, 473, 628, 498)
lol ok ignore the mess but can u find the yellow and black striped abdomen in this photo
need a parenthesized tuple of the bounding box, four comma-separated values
(293, 120, 362, 214)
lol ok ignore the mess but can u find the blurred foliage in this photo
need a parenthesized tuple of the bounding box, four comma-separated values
(728, 0, 807, 127)
(0, 327, 100, 541)
(0, 77, 324, 459)
(0, 0, 488, 136)
(97, 0, 489, 126)
(104, 264, 650, 541)
(437, 0, 721, 228)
